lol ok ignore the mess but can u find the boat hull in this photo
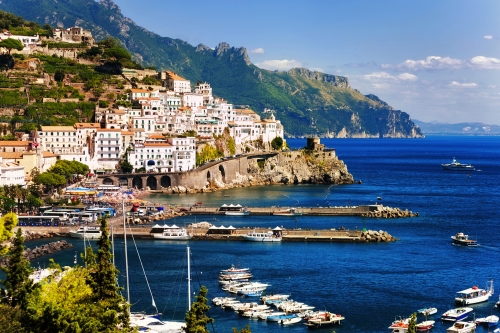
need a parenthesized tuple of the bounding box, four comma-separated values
(69, 231, 101, 239)
(225, 212, 250, 216)
(241, 236, 282, 242)
(441, 308, 473, 321)
(153, 234, 191, 240)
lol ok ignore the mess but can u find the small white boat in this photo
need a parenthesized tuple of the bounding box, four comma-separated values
(416, 320, 435, 331)
(69, 226, 101, 239)
(221, 204, 250, 216)
(451, 232, 478, 246)
(441, 307, 474, 321)
(442, 158, 475, 171)
(446, 321, 476, 333)
(476, 315, 499, 327)
(153, 227, 191, 240)
(305, 311, 344, 328)
(388, 318, 409, 331)
(280, 316, 302, 325)
(455, 279, 493, 305)
(242, 227, 282, 242)
(273, 208, 302, 216)
(417, 307, 437, 316)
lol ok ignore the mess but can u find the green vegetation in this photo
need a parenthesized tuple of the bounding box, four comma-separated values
(196, 144, 221, 165)
(271, 136, 284, 151)
(184, 285, 213, 333)
(0, 38, 23, 54)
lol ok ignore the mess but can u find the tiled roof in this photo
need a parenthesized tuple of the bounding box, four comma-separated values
(144, 142, 172, 147)
(0, 152, 23, 159)
(40, 126, 76, 132)
(74, 123, 100, 128)
(97, 128, 121, 132)
(42, 151, 57, 157)
(0, 141, 31, 146)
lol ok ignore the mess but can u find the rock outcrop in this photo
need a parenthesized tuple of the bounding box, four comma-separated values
(360, 230, 397, 242)
(0, 240, 73, 267)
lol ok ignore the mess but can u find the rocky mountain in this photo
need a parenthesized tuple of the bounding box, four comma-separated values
(413, 120, 500, 135)
(0, 0, 423, 138)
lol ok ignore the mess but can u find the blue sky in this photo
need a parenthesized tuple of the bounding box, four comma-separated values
(113, 0, 500, 125)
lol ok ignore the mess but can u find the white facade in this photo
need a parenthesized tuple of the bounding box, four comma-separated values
(182, 93, 204, 108)
(37, 126, 83, 154)
(92, 129, 123, 170)
(0, 157, 26, 187)
(0, 32, 39, 51)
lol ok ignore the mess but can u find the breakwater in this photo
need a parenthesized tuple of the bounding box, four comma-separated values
(0, 239, 73, 266)
(15, 226, 396, 243)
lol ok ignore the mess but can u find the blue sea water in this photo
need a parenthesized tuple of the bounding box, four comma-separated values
(25, 136, 500, 333)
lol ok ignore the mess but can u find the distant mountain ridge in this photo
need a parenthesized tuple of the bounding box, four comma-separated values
(413, 120, 500, 135)
(0, 0, 423, 138)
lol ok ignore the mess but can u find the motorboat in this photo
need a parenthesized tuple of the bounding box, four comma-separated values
(280, 316, 303, 325)
(442, 158, 475, 171)
(451, 233, 478, 246)
(69, 226, 101, 239)
(476, 315, 499, 327)
(260, 294, 290, 305)
(388, 317, 409, 331)
(273, 208, 303, 216)
(455, 279, 494, 305)
(416, 320, 435, 330)
(130, 317, 184, 333)
(446, 321, 476, 333)
(220, 266, 250, 274)
(267, 313, 299, 322)
(241, 227, 282, 242)
(220, 204, 250, 216)
(258, 311, 285, 320)
(417, 307, 437, 316)
(441, 307, 474, 321)
(153, 226, 191, 240)
(304, 311, 345, 328)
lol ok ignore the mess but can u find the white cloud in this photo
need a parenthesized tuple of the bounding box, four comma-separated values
(449, 81, 478, 88)
(382, 56, 464, 71)
(363, 71, 418, 82)
(397, 73, 418, 81)
(256, 59, 302, 71)
(469, 56, 500, 70)
(249, 48, 265, 54)
(484, 35, 493, 40)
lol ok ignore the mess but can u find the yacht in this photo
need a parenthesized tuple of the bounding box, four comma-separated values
(446, 321, 476, 333)
(69, 226, 101, 239)
(442, 158, 475, 171)
(441, 307, 474, 321)
(153, 227, 191, 240)
(455, 279, 494, 305)
(451, 233, 477, 246)
(242, 227, 283, 242)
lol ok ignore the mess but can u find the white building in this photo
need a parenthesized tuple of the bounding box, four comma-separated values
(0, 31, 39, 51)
(92, 129, 123, 171)
(0, 157, 26, 187)
(160, 71, 191, 93)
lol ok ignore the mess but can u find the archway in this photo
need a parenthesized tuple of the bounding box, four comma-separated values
(219, 165, 226, 182)
(132, 176, 143, 189)
(102, 177, 114, 185)
(161, 175, 171, 188)
(147, 176, 157, 190)
(118, 177, 128, 187)
(207, 171, 211, 181)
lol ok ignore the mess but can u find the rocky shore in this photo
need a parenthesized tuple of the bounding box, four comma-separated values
(364, 207, 418, 218)
(0, 240, 73, 267)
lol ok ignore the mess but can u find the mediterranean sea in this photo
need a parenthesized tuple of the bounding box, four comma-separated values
(27, 136, 500, 333)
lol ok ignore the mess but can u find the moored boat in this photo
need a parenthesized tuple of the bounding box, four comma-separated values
(153, 226, 191, 240)
(446, 321, 476, 333)
(69, 226, 102, 239)
(442, 158, 475, 171)
(451, 233, 478, 246)
(305, 311, 344, 328)
(273, 208, 303, 216)
(476, 315, 499, 327)
(280, 316, 303, 325)
(416, 320, 435, 331)
(455, 279, 493, 305)
(241, 227, 282, 242)
(441, 307, 474, 321)
(417, 307, 437, 316)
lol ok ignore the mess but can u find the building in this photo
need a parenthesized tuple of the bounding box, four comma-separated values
(0, 31, 39, 51)
(52, 26, 94, 44)
(0, 157, 26, 187)
(160, 71, 191, 93)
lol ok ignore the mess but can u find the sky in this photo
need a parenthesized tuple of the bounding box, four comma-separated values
(112, 0, 500, 125)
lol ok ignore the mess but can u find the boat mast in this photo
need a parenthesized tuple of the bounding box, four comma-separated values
(123, 199, 130, 304)
(187, 245, 191, 309)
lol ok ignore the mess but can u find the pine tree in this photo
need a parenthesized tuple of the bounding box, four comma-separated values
(86, 218, 131, 331)
(0, 228, 34, 308)
(407, 312, 417, 333)
(184, 285, 214, 333)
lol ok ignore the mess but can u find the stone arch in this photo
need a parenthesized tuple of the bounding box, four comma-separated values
(132, 176, 143, 189)
(207, 171, 211, 181)
(118, 177, 128, 187)
(146, 176, 157, 190)
(161, 175, 171, 188)
(102, 177, 114, 185)
(218, 165, 226, 182)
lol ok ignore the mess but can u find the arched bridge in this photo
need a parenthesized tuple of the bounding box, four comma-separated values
(97, 153, 279, 190)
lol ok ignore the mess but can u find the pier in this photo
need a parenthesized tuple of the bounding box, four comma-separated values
(18, 226, 396, 243)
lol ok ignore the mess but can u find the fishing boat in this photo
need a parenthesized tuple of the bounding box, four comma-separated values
(416, 320, 435, 330)
(273, 207, 303, 216)
(241, 227, 282, 242)
(446, 321, 476, 333)
(388, 317, 409, 331)
(153, 226, 191, 240)
(441, 307, 474, 321)
(220, 204, 250, 216)
(69, 226, 101, 239)
(304, 311, 345, 328)
(455, 279, 494, 305)
(442, 158, 475, 171)
(451, 233, 478, 246)
(417, 307, 437, 316)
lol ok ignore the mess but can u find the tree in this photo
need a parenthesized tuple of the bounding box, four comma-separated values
(0, 228, 34, 308)
(121, 160, 133, 173)
(0, 38, 24, 55)
(103, 47, 131, 63)
(407, 312, 417, 333)
(0, 304, 26, 333)
(233, 324, 252, 333)
(86, 218, 131, 331)
(271, 136, 284, 151)
(183, 285, 214, 333)
(54, 69, 65, 82)
(0, 212, 17, 255)
(34, 172, 66, 192)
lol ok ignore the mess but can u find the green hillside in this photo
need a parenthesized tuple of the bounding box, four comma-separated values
(0, 0, 423, 138)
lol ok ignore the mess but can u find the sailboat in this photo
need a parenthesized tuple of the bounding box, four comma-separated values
(121, 199, 186, 332)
